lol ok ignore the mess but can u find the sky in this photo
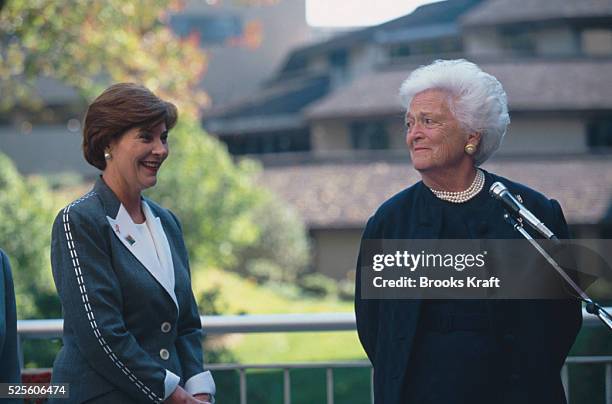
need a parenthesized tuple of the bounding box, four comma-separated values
(306, 0, 441, 27)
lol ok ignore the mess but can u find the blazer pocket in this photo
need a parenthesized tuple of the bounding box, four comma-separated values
(74, 370, 116, 403)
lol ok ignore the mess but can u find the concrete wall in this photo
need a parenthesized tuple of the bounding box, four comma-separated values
(387, 119, 407, 150)
(311, 120, 350, 152)
(499, 117, 587, 155)
(464, 29, 503, 56)
(582, 28, 612, 56)
(0, 125, 96, 176)
(349, 44, 382, 80)
(188, 0, 313, 106)
(311, 117, 406, 153)
(311, 228, 362, 280)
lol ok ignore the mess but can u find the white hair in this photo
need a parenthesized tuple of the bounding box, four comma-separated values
(399, 59, 510, 165)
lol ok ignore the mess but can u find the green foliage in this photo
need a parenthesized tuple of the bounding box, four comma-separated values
(298, 273, 338, 298)
(196, 286, 238, 364)
(2, 0, 312, 290)
(146, 120, 312, 282)
(0, 153, 58, 318)
(146, 120, 263, 269)
(237, 194, 310, 283)
(0, 0, 207, 117)
(337, 278, 355, 301)
(245, 259, 285, 283)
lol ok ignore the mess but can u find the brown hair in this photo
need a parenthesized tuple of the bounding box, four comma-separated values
(82, 83, 178, 170)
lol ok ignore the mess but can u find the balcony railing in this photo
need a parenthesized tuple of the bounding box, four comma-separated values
(16, 309, 612, 404)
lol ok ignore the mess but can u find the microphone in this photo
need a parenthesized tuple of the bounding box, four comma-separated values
(489, 182, 558, 240)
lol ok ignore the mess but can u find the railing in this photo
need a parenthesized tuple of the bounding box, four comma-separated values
(205, 361, 374, 404)
(17, 309, 612, 404)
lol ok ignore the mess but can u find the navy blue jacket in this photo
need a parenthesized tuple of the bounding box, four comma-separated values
(355, 171, 582, 404)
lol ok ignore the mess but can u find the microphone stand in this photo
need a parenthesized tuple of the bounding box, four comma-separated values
(503, 212, 612, 331)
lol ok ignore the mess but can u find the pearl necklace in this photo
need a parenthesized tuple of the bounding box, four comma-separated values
(429, 169, 485, 203)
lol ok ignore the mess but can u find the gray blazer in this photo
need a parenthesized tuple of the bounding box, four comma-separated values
(50, 177, 214, 403)
(1, 249, 21, 387)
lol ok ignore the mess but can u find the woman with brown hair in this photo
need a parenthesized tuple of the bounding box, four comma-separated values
(50, 83, 215, 403)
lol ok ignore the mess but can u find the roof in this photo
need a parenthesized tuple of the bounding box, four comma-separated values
(202, 0, 484, 132)
(278, 0, 483, 74)
(204, 73, 330, 119)
(202, 73, 330, 134)
(305, 59, 612, 120)
(258, 156, 612, 228)
(374, 23, 459, 45)
(461, 0, 612, 27)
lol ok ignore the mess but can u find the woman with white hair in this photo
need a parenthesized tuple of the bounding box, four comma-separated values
(355, 59, 581, 403)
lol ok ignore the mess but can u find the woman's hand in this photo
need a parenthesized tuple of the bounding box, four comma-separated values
(165, 386, 208, 403)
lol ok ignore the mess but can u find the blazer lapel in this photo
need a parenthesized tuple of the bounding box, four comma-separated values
(106, 203, 178, 310)
(142, 202, 178, 309)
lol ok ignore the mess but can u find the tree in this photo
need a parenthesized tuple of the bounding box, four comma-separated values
(0, 153, 57, 318)
(0, 0, 207, 118)
(1, 0, 309, 295)
(2, 0, 309, 372)
(145, 120, 264, 269)
(236, 193, 310, 283)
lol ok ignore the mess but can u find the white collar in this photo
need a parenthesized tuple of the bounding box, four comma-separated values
(107, 201, 178, 310)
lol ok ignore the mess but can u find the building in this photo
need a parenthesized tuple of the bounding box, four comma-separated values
(170, 0, 313, 106)
(0, 0, 313, 175)
(2, 0, 611, 280)
(204, 0, 612, 279)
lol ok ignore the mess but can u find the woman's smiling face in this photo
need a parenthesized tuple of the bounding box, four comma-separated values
(405, 88, 471, 173)
(104, 121, 169, 193)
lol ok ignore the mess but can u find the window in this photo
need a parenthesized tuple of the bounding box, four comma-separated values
(587, 119, 612, 149)
(389, 37, 462, 59)
(499, 27, 536, 56)
(222, 129, 311, 155)
(350, 122, 389, 150)
(328, 49, 348, 70)
(283, 56, 308, 73)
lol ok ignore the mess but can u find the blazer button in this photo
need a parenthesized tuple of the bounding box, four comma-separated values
(160, 349, 170, 360)
(161, 322, 172, 333)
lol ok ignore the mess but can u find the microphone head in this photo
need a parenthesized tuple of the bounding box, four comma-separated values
(489, 181, 508, 199)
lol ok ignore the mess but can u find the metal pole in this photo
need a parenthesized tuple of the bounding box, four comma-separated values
(370, 367, 375, 404)
(326, 368, 334, 404)
(561, 364, 569, 403)
(605, 364, 612, 404)
(239, 368, 247, 404)
(283, 368, 291, 404)
(17, 334, 24, 372)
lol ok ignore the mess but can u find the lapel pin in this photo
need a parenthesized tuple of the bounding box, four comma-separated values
(125, 235, 136, 246)
(515, 194, 523, 203)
